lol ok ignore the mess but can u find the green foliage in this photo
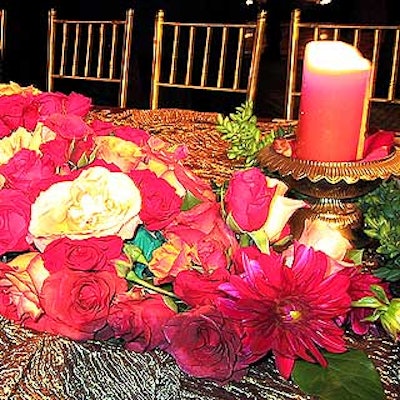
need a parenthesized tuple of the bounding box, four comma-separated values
(358, 179, 400, 281)
(181, 191, 202, 211)
(292, 350, 385, 400)
(216, 101, 276, 167)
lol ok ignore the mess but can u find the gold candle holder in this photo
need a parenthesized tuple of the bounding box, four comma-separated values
(258, 145, 400, 237)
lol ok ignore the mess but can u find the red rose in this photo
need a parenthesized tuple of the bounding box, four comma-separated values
(0, 149, 56, 200)
(43, 113, 94, 140)
(130, 169, 182, 231)
(40, 269, 127, 340)
(69, 136, 96, 165)
(43, 236, 124, 273)
(225, 168, 274, 232)
(104, 291, 176, 352)
(340, 267, 390, 335)
(363, 130, 394, 159)
(174, 269, 230, 307)
(0, 189, 31, 255)
(164, 305, 247, 383)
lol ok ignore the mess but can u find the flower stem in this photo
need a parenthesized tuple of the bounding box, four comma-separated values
(126, 271, 180, 299)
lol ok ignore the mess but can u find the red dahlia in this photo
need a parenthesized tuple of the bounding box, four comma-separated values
(218, 243, 352, 378)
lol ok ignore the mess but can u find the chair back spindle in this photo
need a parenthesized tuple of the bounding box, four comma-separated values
(47, 9, 134, 108)
(150, 10, 267, 110)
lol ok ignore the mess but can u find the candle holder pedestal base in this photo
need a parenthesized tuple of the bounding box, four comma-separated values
(258, 146, 400, 239)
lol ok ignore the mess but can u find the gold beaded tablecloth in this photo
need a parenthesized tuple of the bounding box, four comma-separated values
(1, 108, 399, 400)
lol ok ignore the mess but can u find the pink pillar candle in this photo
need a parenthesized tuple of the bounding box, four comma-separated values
(296, 41, 371, 161)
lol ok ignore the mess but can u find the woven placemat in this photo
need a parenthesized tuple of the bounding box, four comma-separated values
(89, 108, 291, 185)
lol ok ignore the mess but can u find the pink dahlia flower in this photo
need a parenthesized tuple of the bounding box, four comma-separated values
(218, 243, 352, 378)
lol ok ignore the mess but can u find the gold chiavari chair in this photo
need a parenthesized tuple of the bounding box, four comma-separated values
(0, 9, 6, 62)
(47, 9, 134, 108)
(285, 8, 400, 123)
(150, 10, 267, 110)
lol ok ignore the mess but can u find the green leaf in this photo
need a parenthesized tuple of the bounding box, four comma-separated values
(370, 284, 390, 305)
(216, 100, 280, 166)
(374, 267, 400, 282)
(248, 228, 269, 254)
(181, 191, 202, 211)
(346, 249, 364, 265)
(292, 350, 385, 400)
(352, 296, 385, 309)
(122, 243, 148, 265)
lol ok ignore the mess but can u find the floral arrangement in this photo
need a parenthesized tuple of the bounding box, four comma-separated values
(0, 82, 398, 398)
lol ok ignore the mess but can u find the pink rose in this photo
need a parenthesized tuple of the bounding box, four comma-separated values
(196, 235, 231, 271)
(164, 202, 238, 271)
(4, 252, 49, 321)
(104, 291, 176, 352)
(169, 201, 221, 235)
(35, 91, 91, 117)
(144, 138, 215, 202)
(0, 149, 56, 200)
(164, 201, 238, 271)
(149, 235, 195, 284)
(113, 125, 150, 146)
(225, 168, 306, 251)
(65, 92, 92, 116)
(35, 92, 69, 115)
(0, 93, 39, 137)
(40, 269, 127, 340)
(43, 113, 94, 140)
(130, 169, 182, 231)
(174, 269, 231, 307)
(225, 168, 274, 232)
(0, 262, 20, 321)
(43, 236, 124, 273)
(91, 120, 150, 146)
(0, 189, 31, 255)
(164, 305, 247, 383)
(39, 138, 70, 166)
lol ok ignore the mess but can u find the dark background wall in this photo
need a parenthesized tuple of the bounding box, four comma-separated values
(0, 0, 250, 108)
(0, 0, 397, 111)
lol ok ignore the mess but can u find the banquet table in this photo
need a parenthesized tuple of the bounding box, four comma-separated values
(1, 108, 399, 400)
